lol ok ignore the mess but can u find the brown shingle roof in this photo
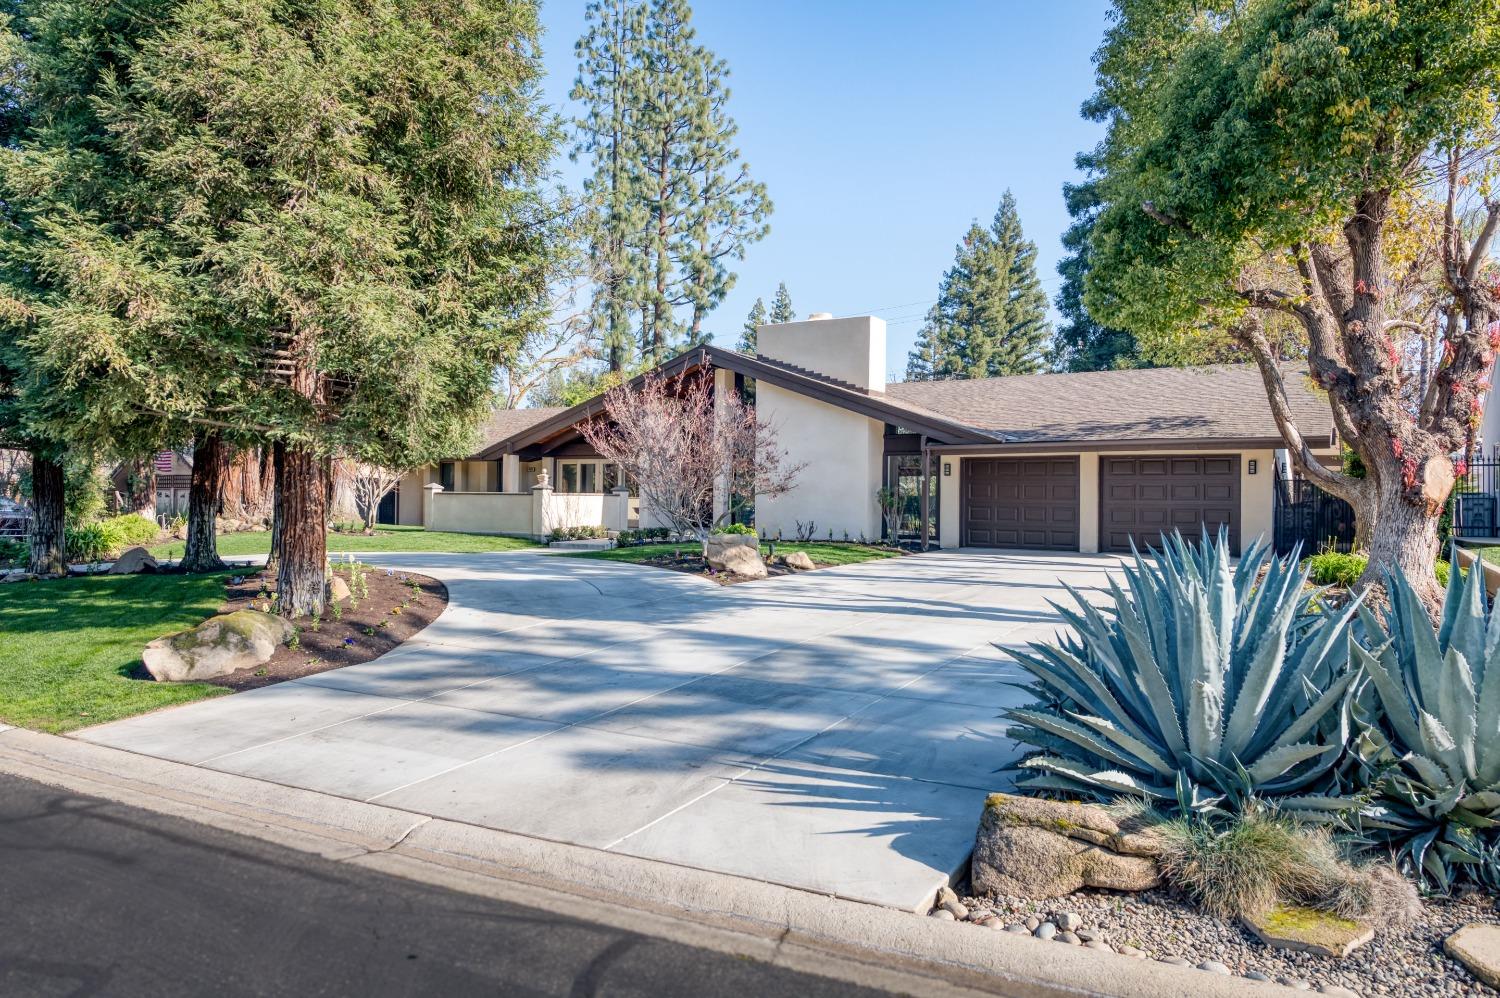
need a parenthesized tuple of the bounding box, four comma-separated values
(884, 364, 1333, 446)
(466, 407, 568, 457)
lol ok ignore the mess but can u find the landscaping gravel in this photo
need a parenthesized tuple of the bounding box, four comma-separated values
(936, 887, 1498, 995)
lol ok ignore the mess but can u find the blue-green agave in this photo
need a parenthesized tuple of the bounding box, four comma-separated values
(1007, 532, 1363, 814)
(1352, 563, 1500, 890)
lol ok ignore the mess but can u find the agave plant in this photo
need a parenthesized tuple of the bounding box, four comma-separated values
(1007, 531, 1363, 814)
(1352, 562, 1500, 890)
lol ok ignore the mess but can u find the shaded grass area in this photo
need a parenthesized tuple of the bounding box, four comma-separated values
(1474, 545, 1500, 566)
(149, 524, 537, 561)
(568, 541, 902, 567)
(0, 572, 233, 733)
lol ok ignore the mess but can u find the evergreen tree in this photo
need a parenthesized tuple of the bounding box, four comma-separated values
(906, 193, 1050, 380)
(769, 282, 794, 324)
(573, 0, 767, 368)
(572, 0, 646, 373)
(4, 0, 555, 614)
(739, 297, 766, 352)
(1052, 154, 1143, 371)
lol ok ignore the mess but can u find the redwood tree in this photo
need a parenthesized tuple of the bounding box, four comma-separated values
(1, 0, 554, 614)
(1085, 0, 1500, 606)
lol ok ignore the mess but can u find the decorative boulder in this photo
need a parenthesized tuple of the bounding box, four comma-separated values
(1, 570, 36, 584)
(714, 544, 768, 579)
(705, 532, 758, 567)
(142, 609, 294, 682)
(783, 551, 816, 571)
(327, 575, 352, 603)
(970, 793, 1162, 899)
(108, 547, 158, 575)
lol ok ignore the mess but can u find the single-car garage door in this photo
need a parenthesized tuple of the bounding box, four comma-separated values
(962, 457, 1079, 550)
(1100, 455, 1240, 554)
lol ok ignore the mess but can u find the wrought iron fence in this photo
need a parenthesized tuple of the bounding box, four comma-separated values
(1272, 467, 1357, 555)
(1452, 459, 1500, 539)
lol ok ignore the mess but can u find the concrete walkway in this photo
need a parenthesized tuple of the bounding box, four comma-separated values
(76, 548, 1121, 911)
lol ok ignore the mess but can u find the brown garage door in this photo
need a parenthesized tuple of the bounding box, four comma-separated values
(1100, 455, 1240, 554)
(962, 457, 1079, 550)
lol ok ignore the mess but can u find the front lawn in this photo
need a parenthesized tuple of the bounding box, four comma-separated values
(569, 540, 901, 567)
(149, 524, 537, 561)
(0, 572, 233, 733)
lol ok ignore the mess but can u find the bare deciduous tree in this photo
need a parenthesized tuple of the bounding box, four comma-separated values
(350, 463, 406, 532)
(579, 371, 802, 543)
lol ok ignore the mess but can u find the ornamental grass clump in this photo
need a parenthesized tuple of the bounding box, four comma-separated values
(1352, 562, 1500, 891)
(1008, 531, 1363, 814)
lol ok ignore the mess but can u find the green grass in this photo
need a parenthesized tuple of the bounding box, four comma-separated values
(568, 541, 902, 567)
(148, 524, 537, 561)
(1475, 545, 1500, 566)
(0, 572, 235, 732)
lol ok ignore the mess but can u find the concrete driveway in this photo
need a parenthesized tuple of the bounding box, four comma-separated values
(77, 547, 1120, 911)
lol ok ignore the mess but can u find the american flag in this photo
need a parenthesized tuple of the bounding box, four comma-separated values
(154, 451, 175, 473)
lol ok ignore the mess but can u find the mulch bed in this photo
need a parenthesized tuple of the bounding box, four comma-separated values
(182, 564, 447, 691)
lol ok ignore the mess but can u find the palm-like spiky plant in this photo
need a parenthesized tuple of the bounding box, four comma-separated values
(1353, 563, 1500, 890)
(1008, 532, 1363, 814)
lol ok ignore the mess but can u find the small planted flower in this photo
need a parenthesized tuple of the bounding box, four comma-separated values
(343, 636, 356, 646)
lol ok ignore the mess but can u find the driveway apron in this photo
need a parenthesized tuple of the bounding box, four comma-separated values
(75, 548, 1120, 910)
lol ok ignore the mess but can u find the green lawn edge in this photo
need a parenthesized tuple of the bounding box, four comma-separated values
(149, 526, 538, 560)
(565, 541, 902, 567)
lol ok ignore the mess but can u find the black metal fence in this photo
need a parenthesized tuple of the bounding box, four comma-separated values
(1452, 459, 1500, 539)
(1272, 467, 1358, 555)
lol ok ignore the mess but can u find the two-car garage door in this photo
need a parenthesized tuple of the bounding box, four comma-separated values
(961, 454, 1240, 553)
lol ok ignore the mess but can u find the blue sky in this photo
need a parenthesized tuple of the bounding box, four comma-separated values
(536, 1, 1113, 378)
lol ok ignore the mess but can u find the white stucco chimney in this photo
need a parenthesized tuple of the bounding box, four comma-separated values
(755, 314, 886, 392)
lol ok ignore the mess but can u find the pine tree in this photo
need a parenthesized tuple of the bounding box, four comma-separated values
(739, 297, 766, 352)
(573, 0, 767, 368)
(769, 282, 794, 324)
(573, 0, 646, 373)
(4, 0, 556, 614)
(1052, 155, 1142, 371)
(905, 193, 1050, 380)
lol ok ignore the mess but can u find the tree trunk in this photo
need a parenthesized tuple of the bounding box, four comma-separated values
(181, 433, 227, 572)
(1356, 473, 1443, 610)
(275, 444, 326, 618)
(27, 452, 66, 576)
(267, 442, 284, 575)
(125, 457, 156, 520)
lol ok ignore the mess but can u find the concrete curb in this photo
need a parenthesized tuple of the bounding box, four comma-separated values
(0, 728, 1289, 997)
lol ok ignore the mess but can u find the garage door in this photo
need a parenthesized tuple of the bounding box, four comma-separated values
(1100, 455, 1240, 554)
(962, 457, 1079, 550)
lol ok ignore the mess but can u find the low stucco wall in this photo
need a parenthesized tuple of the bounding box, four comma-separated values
(938, 447, 1285, 553)
(427, 491, 533, 536)
(755, 383, 884, 543)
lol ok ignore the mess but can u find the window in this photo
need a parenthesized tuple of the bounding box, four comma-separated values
(438, 462, 455, 491)
(557, 460, 610, 493)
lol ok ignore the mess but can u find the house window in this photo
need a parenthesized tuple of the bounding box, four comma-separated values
(438, 462, 455, 491)
(558, 460, 608, 493)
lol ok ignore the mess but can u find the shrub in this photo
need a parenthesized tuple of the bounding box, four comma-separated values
(1155, 806, 1419, 923)
(64, 522, 113, 563)
(1007, 531, 1362, 814)
(0, 537, 25, 568)
(1305, 551, 1366, 588)
(1351, 564, 1500, 890)
(711, 523, 754, 535)
(101, 513, 159, 549)
(647, 527, 670, 541)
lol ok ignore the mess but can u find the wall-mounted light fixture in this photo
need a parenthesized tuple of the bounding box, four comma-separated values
(1248, 459, 1258, 475)
(943, 462, 952, 477)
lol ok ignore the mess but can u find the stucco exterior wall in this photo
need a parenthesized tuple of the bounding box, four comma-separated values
(756, 382, 884, 542)
(938, 447, 1299, 553)
(396, 468, 429, 526)
(756, 315, 886, 391)
(427, 491, 532, 535)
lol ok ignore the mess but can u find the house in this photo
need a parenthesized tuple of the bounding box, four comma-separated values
(396, 314, 1338, 553)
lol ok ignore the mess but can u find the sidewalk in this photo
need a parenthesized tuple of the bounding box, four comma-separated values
(0, 726, 1286, 997)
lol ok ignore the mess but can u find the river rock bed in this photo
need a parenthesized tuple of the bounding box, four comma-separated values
(935, 886, 1497, 995)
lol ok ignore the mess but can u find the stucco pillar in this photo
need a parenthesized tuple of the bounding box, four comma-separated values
(423, 482, 444, 530)
(502, 454, 521, 493)
(530, 468, 553, 540)
(712, 367, 735, 525)
(605, 486, 630, 533)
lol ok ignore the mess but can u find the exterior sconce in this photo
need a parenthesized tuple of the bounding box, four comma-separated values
(1248, 459, 1258, 475)
(943, 462, 952, 477)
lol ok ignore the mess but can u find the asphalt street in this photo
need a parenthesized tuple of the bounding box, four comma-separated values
(0, 773, 892, 997)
